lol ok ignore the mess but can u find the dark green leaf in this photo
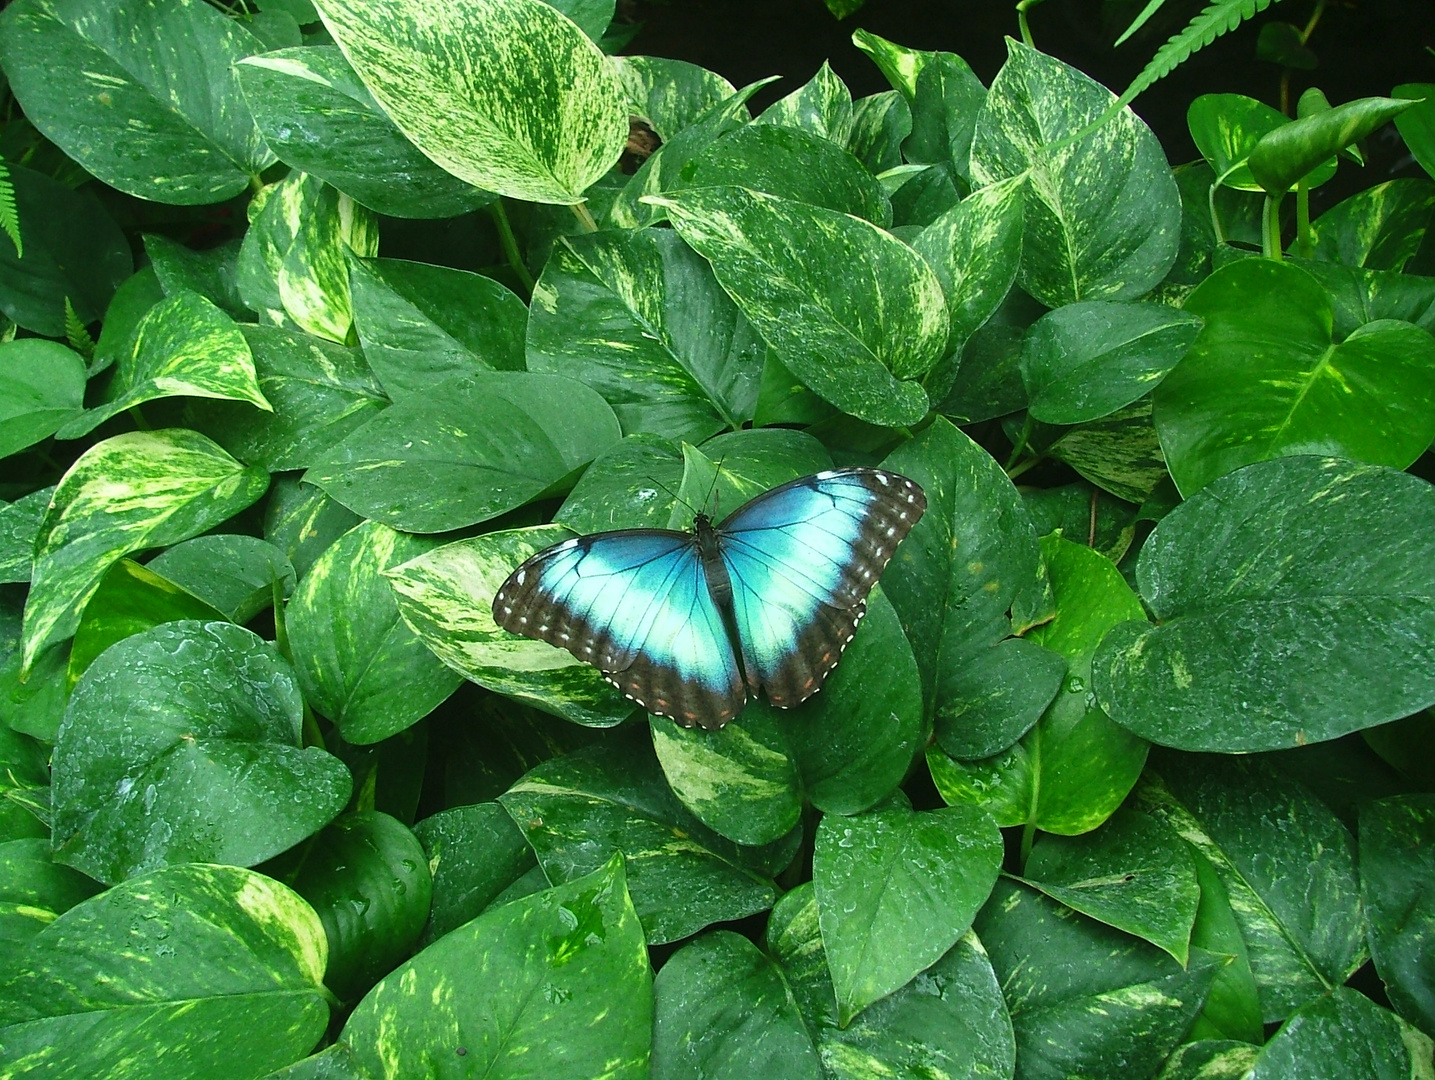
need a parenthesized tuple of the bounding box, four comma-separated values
(526, 229, 763, 440)
(1359, 794, 1435, 1036)
(1047, 397, 1170, 504)
(341, 854, 650, 1080)
(1022, 483, 1137, 563)
(288, 521, 462, 744)
(755, 60, 853, 144)
(498, 729, 798, 944)
(144, 235, 251, 320)
(847, 90, 911, 174)
(0, 0, 274, 203)
(1308, 177, 1435, 272)
(263, 477, 362, 580)
(52, 620, 350, 884)
(652, 930, 821, 1080)
(969, 41, 1180, 306)
(1187, 93, 1335, 192)
(310, 0, 626, 204)
(92, 268, 164, 377)
(612, 55, 735, 140)
(0, 837, 99, 939)
(307, 373, 619, 532)
(1022, 301, 1201, 425)
(903, 51, 985, 181)
(0, 340, 85, 458)
(1022, 806, 1199, 964)
(1185, 847, 1264, 1045)
(289, 810, 431, 1002)
(147, 535, 296, 623)
(0, 864, 328, 1080)
(21, 429, 270, 673)
(814, 796, 1002, 1025)
(191, 324, 387, 472)
(0, 641, 68, 745)
(654, 186, 944, 426)
(237, 46, 494, 219)
(0, 164, 131, 335)
(412, 801, 536, 946)
(1235, 988, 1429, 1080)
(975, 878, 1219, 1080)
(1095, 456, 1435, 751)
(1394, 83, 1435, 181)
(349, 256, 526, 399)
(1137, 758, 1364, 1021)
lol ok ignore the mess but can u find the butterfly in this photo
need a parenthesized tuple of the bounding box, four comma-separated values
(492, 467, 926, 730)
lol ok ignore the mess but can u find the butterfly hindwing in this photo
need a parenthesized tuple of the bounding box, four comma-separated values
(717, 468, 926, 707)
(492, 530, 746, 729)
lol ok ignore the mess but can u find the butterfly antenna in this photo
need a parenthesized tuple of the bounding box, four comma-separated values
(647, 476, 700, 518)
(704, 455, 727, 517)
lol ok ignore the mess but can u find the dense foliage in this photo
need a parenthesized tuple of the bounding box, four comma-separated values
(1, 0, 1433, 1078)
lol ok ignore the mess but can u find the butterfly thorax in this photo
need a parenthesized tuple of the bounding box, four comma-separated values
(693, 512, 734, 610)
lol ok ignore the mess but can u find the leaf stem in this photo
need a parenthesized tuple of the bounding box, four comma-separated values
(1014, 0, 1042, 47)
(571, 200, 599, 233)
(487, 199, 535, 297)
(1004, 414, 1035, 472)
(1262, 192, 1285, 261)
(127, 405, 151, 431)
(1294, 177, 1312, 258)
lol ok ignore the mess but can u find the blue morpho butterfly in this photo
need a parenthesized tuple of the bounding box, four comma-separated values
(492, 467, 926, 730)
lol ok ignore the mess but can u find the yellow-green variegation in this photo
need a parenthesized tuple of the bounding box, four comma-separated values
(20, 428, 270, 673)
(311, 0, 627, 205)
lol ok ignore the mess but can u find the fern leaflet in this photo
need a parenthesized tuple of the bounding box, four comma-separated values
(0, 162, 21, 260)
(64, 297, 96, 361)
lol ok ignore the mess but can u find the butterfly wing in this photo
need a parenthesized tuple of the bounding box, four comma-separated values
(493, 530, 746, 729)
(717, 467, 925, 707)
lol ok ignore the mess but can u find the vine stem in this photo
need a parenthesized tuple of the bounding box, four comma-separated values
(571, 200, 599, 233)
(487, 199, 535, 296)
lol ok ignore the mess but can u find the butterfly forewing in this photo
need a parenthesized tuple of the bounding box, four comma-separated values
(492, 530, 746, 729)
(717, 468, 926, 707)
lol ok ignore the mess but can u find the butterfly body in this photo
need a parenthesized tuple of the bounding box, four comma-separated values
(493, 468, 925, 729)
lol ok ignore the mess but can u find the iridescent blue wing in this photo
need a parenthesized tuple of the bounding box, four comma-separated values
(493, 530, 746, 729)
(717, 468, 925, 707)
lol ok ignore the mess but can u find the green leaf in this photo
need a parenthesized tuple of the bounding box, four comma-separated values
(0, 0, 274, 204)
(289, 810, 431, 1002)
(498, 729, 798, 944)
(385, 525, 634, 727)
(342, 854, 650, 1080)
(258, 1045, 368, 1080)
(0, 863, 328, 1080)
(1021, 806, 1199, 964)
(52, 620, 350, 884)
(1187, 94, 1335, 193)
(412, 801, 536, 946)
(1308, 177, 1435, 272)
(1359, 795, 1435, 1036)
(0, 340, 85, 457)
(0, 165, 131, 336)
(1021, 301, 1202, 425)
(912, 175, 1024, 353)
(652, 186, 944, 426)
(814, 796, 1002, 1025)
(689, 123, 891, 226)
(147, 535, 296, 623)
(1046, 397, 1170, 504)
(652, 931, 821, 1080)
(1094, 456, 1435, 752)
(1249, 988, 1431, 1080)
(189, 324, 388, 473)
(612, 55, 736, 140)
(1247, 96, 1418, 195)
(1155, 260, 1435, 494)
(144, 235, 251, 321)
(526, 229, 764, 441)
(879, 417, 1044, 728)
(58, 289, 271, 440)
(307, 372, 618, 533)
(848, 90, 911, 174)
(902, 51, 985, 183)
(1022, 483, 1137, 564)
(755, 60, 854, 144)
(0, 837, 99, 942)
(237, 172, 379, 342)
(931, 535, 1149, 834)
(651, 586, 923, 841)
(91, 267, 164, 378)
(1137, 758, 1365, 1022)
(0, 641, 68, 745)
(237, 46, 494, 219)
(288, 521, 462, 744)
(975, 878, 1220, 1080)
(310, 0, 626, 205)
(263, 477, 362, 580)
(21, 428, 270, 673)
(349, 256, 527, 400)
(66, 558, 227, 687)
(969, 41, 1180, 307)
(1394, 84, 1435, 181)
(0, 487, 51, 582)
(1186, 846, 1264, 1045)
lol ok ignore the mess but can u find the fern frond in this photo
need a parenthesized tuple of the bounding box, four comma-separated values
(64, 297, 96, 360)
(0, 162, 21, 260)
(1114, 0, 1173, 47)
(1114, 0, 1287, 112)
